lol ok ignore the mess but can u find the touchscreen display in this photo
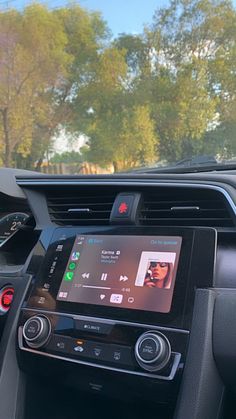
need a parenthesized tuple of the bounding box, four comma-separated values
(57, 235, 182, 313)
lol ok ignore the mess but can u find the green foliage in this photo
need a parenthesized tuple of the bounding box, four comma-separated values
(0, 4, 70, 166)
(113, 34, 147, 76)
(149, 0, 236, 161)
(86, 105, 158, 170)
(50, 151, 83, 164)
(118, 105, 159, 169)
(0, 2, 109, 167)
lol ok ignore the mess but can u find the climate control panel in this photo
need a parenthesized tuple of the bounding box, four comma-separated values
(18, 310, 188, 380)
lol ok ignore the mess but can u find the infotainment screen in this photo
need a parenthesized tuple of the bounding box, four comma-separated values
(57, 235, 182, 313)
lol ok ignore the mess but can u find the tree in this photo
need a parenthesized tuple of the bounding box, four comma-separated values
(113, 33, 148, 77)
(51, 5, 109, 137)
(86, 105, 158, 171)
(71, 46, 129, 170)
(148, 0, 236, 160)
(1, 0, 236, 170)
(118, 105, 159, 169)
(0, 3, 109, 168)
(51, 151, 83, 164)
(0, 4, 71, 166)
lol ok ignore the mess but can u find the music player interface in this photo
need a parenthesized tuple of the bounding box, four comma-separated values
(57, 235, 182, 313)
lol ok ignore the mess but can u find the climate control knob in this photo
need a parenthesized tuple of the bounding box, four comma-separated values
(23, 316, 51, 348)
(135, 331, 171, 372)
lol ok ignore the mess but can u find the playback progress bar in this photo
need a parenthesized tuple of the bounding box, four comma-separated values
(82, 285, 111, 290)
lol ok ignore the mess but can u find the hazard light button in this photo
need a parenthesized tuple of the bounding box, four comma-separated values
(110, 193, 142, 224)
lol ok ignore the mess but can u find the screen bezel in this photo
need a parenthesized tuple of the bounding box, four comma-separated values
(25, 226, 216, 328)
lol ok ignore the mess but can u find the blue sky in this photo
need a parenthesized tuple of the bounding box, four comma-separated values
(81, 0, 168, 37)
(1, 0, 171, 36)
(81, 0, 236, 37)
(3, 0, 236, 37)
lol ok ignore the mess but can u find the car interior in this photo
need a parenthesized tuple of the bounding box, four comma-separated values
(0, 167, 236, 419)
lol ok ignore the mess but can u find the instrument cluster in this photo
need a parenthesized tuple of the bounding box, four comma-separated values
(0, 212, 30, 247)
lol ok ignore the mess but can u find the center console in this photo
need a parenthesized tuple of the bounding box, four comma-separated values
(17, 226, 216, 403)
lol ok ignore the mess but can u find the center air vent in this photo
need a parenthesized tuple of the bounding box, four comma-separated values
(45, 184, 235, 228)
(140, 187, 235, 227)
(47, 188, 116, 225)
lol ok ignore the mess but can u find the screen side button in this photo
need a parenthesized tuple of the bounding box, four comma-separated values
(75, 320, 113, 335)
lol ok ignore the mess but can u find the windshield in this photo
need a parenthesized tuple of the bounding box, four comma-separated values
(0, 0, 236, 174)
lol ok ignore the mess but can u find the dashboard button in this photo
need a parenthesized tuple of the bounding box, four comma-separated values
(23, 316, 51, 348)
(70, 339, 87, 356)
(111, 195, 133, 218)
(70, 340, 133, 367)
(24, 319, 41, 340)
(89, 343, 105, 360)
(107, 344, 133, 367)
(135, 332, 171, 372)
(138, 338, 160, 362)
(70, 339, 108, 361)
(75, 320, 113, 335)
(110, 192, 142, 224)
(47, 335, 72, 354)
(0, 286, 14, 314)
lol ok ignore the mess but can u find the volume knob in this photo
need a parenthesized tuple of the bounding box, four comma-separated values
(135, 331, 171, 372)
(23, 316, 51, 348)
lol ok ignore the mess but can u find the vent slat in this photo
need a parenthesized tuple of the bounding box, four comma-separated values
(140, 217, 231, 222)
(141, 209, 227, 214)
(49, 202, 113, 208)
(47, 189, 116, 225)
(50, 218, 109, 223)
(47, 196, 114, 202)
(139, 219, 233, 227)
(144, 199, 223, 205)
(49, 210, 111, 215)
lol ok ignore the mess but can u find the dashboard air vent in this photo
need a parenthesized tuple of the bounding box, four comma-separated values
(47, 188, 116, 226)
(140, 187, 235, 227)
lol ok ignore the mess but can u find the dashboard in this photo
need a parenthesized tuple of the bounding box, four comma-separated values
(0, 168, 236, 419)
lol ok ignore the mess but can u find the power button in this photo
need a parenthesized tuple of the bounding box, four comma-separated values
(135, 331, 171, 372)
(23, 316, 51, 348)
(0, 286, 14, 314)
(24, 318, 42, 340)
